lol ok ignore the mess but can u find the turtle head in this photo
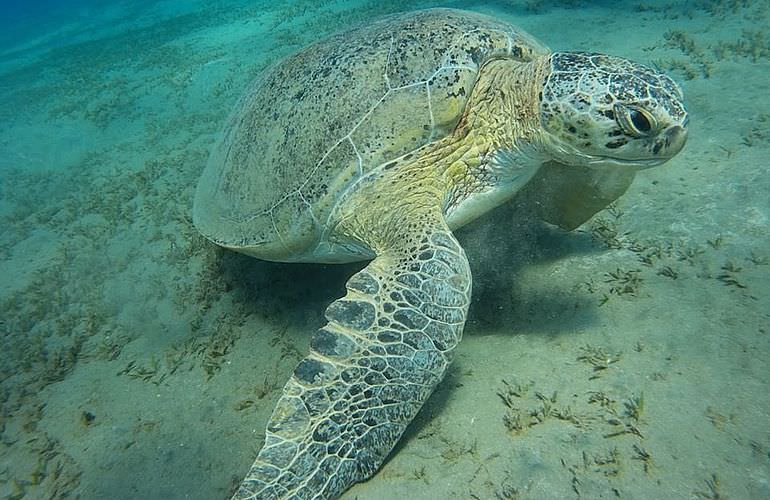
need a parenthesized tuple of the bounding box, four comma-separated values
(538, 52, 688, 169)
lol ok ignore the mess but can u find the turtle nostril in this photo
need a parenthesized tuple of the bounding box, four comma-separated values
(663, 125, 687, 155)
(667, 125, 686, 140)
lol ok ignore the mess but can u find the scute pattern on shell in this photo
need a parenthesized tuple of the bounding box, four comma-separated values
(194, 9, 547, 257)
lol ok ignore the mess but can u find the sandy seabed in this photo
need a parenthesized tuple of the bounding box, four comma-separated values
(0, 1, 768, 498)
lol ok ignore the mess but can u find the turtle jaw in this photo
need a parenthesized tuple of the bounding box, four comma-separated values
(593, 123, 688, 169)
(586, 156, 666, 169)
(546, 123, 688, 170)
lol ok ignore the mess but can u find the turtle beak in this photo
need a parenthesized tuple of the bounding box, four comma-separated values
(653, 124, 688, 159)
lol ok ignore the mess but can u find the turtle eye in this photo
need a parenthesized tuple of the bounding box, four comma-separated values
(629, 108, 652, 133)
(614, 104, 656, 137)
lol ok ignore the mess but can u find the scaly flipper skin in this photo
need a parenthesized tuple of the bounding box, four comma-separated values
(234, 218, 471, 499)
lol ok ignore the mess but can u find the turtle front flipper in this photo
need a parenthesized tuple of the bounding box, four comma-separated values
(234, 223, 471, 500)
(520, 161, 637, 231)
(512, 161, 635, 231)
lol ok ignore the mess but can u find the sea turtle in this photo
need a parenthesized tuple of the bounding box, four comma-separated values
(193, 8, 687, 499)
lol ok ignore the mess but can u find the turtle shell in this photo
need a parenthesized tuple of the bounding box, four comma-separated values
(193, 8, 547, 261)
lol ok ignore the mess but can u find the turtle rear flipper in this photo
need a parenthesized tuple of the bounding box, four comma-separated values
(235, 219, 471, 499)
(521, 161, 636, 231)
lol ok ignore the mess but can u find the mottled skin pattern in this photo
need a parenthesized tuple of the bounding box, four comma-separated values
(540, 52, 687, 169)
(192, 8, 688, 500)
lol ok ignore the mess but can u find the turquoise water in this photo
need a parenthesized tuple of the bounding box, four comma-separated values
(1, 1, 768, 498)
